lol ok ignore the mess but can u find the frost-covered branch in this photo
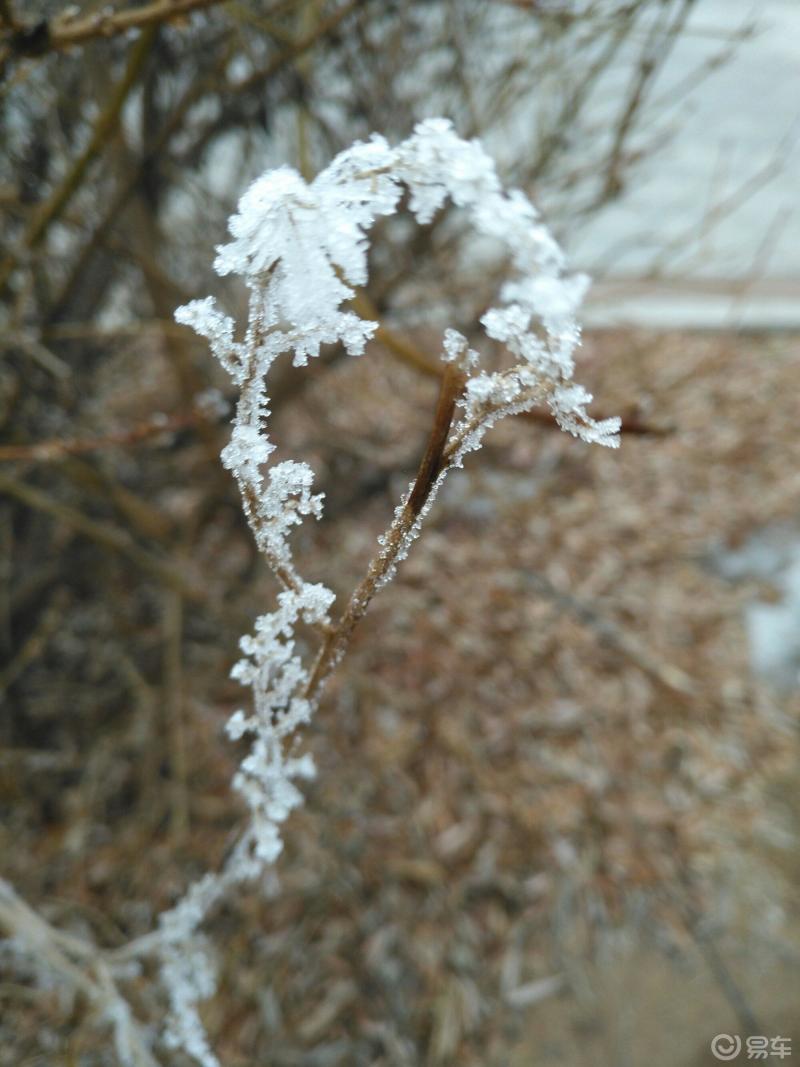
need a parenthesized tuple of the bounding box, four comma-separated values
(1, 119, 619, 1067)
(0, 879, 157, 1067)
(155, 119, 619, 1062)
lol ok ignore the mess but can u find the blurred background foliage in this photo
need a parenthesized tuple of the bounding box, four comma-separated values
(1, 1, 799, 1064)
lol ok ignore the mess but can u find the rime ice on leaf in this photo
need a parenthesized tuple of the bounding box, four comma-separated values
(175, 297, 243, 381)
(168, 117, 619, 1067)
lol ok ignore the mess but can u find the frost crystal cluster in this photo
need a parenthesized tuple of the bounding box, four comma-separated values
(165, 118, 619, 1065)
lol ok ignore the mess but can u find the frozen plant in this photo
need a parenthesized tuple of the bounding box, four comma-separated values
(164, 116, 618, 1064)
(0, 119, 619, 1067)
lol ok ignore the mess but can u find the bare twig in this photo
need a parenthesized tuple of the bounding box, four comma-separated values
(597, 0, 696, 204)
(650, 857, 765, 1036)
(1, 0, 226, 62)
(406, 362, 465, 517)
(0, 26, 156, 296)
(0, 331, 72, 379)
(48, 0, 364, 323)
(0, 410, 208, 463)
(0, 473, 204, 602)
(0, 586, 68, 697)
(172, 0, 365, 168)
(0, 880, 159, 1067)
(525, 569, 696, 697)
(354, 289, 666, 436)
(164, 590, 190, 839)
(305, 362, 466, 698)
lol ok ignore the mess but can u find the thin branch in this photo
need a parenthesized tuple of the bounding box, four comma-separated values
(0, 473, 205, 602)
(227, 0, 364, 97)
(1, 0, 226, 61)
(684, 912, 763, 1035)
(0, 26, 156, 296)
(305, 363, 466, 699)
(172, 0, 365, 168)
(0, 880, 159, 1067)
(0, 332, 71, 379)
(406, 362, 465, 517)
(525, 569, 696, 697)
(354, 289, 666, 437)
(597, 0, 696, 204)
(351, 290, 441, 378)
(164, 590, 190, 839)
(48, 0, 364, 322)
(0, 586, 68, 697)
(656, 861, 765, 1036)
(0, 410, 207, 463)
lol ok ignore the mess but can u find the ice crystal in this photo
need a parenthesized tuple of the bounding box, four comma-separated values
(442, 327, 479, 370)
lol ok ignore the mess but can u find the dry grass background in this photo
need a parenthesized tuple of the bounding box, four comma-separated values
(2, 325, 799, 1064)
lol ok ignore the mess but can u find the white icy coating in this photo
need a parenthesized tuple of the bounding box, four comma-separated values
(163, 118, 619, 1065)
(442, 327, 479, 369)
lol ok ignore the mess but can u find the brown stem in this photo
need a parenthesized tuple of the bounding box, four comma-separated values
(0, 473, 204, 602)
(304, 363, 465, 699)
(0, 411, 205, 462)
(355, 290, 667, 437)
(407, 362, 465, 516)
(48, 4, 362, 321)
(2, 0, 226, 60)
(0, 26, 156, 296)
